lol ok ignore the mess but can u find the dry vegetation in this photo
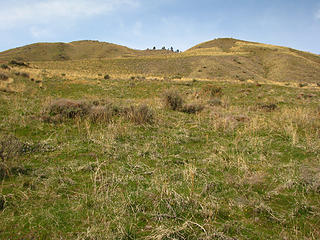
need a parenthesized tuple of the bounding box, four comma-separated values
(0, 38, 320, 239)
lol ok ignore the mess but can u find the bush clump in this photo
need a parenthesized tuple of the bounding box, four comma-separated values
(0, 64, 9, 70)
(181, 103, 204, 114)
(89, 105, 115, 123)
(44, 99, 91, 122)
(124, 104, 154, 124)
(43, 98, 155, 125)
(163, 90, 184, 111)
(9, 60, 28, 67)
(104, 74, 110, 80)
(0, 73, 9, 81)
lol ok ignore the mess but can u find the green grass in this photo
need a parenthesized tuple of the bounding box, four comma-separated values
(0, 72, 320, 239)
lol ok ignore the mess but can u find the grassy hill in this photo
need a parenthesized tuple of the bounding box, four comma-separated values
(1, 38, 320, 239)
(0, 40, 175, 62)
(2, 38, 318, 84)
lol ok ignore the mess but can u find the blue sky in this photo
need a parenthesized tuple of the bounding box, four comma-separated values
(0, 0, 320, 53)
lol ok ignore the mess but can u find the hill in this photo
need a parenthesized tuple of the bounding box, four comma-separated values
(0, 40, 174, 62)
(1, 38, 320, 84)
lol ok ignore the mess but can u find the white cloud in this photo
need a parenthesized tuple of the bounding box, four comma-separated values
(0, 0, 139, 30)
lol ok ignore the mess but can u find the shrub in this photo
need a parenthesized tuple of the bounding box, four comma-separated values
(0, 64, 9, 70)
(181, 103, 204, 114)
(0, 195, 5, 210)
(0, 73, 9, 81)
(259, 103, 277, 112)
(171, 74, 182, 79)
(0, 135, 22, 162)
(9, 60, 28, 67)
(299, 83, 308, 88)
(125, 104, 154, 124)
(45, 99, 91, 121)
(202, 84, 223, 98)
(104, 74, 110, 80)
(208, 98, 222, 106)
(89, 105, 114, 123)
(0, 135, 23, 180)
(20, 72, 30, 78)
(163, 90, 183, 110)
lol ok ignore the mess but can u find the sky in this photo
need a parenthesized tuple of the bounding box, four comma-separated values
(0, 0, 320, 53)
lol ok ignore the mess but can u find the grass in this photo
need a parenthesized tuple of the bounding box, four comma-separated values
(0, 55, 320, 239)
